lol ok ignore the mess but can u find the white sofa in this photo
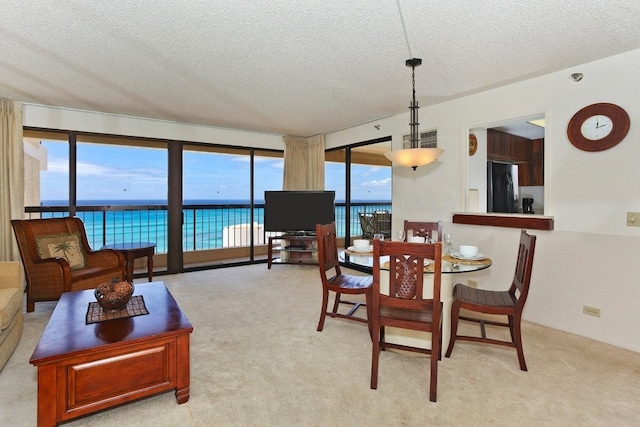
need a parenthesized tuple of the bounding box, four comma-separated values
(0, 262, 23, 371)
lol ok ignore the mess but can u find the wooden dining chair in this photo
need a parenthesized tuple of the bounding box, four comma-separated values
(370, 239, 443, 402)
(445, 229, 536, 371)
(403, 220, 443, 242)
(315, 223, 373, 336)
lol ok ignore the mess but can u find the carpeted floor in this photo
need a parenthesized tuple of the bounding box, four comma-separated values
(0, 263, 639, 426)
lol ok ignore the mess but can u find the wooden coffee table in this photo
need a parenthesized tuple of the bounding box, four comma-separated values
(30, 282, 193, 427)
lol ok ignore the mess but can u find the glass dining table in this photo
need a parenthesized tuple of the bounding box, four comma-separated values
(340, 248, 492, 353)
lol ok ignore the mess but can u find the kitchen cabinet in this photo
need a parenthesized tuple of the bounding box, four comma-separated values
(487, 130, 543, 187)
(487, 129, 529, 162)
(530, 139, 544, 185)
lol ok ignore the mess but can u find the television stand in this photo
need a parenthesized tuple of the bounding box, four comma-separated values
(267, 234, 318, 269)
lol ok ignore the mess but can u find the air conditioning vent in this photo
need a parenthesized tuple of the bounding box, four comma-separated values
(402, 129, 438, 149)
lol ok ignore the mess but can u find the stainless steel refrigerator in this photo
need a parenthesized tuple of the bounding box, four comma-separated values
(487, 161, 519, 213)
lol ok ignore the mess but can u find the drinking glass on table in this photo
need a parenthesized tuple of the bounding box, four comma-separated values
(395, 230, 405, 242)
(444, 233, 453, 255)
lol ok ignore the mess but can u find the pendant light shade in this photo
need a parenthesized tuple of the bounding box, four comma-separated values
(384, 147, 444, 170)
(384, 57, 444, 170)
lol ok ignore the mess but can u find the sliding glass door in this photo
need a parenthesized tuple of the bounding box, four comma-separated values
(325, 137, 392, 246)
(22, 129, 286, 276)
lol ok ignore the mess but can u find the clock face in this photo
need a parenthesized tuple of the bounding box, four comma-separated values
(580, 115, 613, 140)
(567, 103, 630, 152)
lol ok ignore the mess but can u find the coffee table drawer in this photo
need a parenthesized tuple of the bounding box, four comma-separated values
(57, 337, 178, 421)
(67, 340, 175, 415)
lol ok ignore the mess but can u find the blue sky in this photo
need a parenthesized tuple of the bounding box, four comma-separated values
(40, 141, 391, 202)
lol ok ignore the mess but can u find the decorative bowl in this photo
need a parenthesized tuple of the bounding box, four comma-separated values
(94, 281, 134, 310)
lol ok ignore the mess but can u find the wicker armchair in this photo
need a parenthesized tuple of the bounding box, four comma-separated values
(11, 217, 126, 312)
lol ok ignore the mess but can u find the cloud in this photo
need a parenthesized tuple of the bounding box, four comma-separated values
(355, 165, 382, 176)
(46, 157, 165, 183)
(45, 158, 69, 174)
(361, 178, 392, 187)
(76, 162, 115, 176)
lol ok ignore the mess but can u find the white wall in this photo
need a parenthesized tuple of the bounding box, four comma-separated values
(327, 48, 640, 352)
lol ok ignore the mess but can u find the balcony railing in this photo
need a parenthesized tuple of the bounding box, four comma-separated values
(24, 202, 391, 253)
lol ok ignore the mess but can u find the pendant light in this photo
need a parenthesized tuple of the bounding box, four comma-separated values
(384, 58, 444, 170)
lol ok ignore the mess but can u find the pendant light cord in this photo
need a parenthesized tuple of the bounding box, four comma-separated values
(397, 0, 413, 58)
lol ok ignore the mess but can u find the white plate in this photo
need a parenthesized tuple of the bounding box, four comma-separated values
(347, 245, 373, 253)
(451, 252, 486, 261)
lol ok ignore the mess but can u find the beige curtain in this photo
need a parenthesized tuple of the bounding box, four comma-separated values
(0, 99, 24, 261)
(282, 134, 325, 190)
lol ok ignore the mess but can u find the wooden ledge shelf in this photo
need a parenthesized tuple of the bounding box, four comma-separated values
(452, 213, 554, 230)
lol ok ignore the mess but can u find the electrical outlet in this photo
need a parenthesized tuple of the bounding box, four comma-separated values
(627, 212, 640, 227)
(467, 279, 478, 288)
(583, 305, 601, 318)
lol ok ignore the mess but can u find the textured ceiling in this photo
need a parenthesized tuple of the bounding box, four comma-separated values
(2, 1, 640, 137)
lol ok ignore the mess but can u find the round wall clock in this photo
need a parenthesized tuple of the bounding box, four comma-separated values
(469, 133, 478, 156)
(567, 103, 630, 152)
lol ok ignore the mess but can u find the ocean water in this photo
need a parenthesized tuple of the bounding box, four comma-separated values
(39, 200, 391, 253)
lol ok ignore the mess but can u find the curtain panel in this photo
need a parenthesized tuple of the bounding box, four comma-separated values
(282, 134, 325, 190)
(0, 99, 24, 261)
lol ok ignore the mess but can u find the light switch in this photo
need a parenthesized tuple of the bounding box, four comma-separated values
(626, 212, 640, 227)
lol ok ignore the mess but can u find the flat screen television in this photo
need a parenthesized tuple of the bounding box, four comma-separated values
(264, 190, 335, 234)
